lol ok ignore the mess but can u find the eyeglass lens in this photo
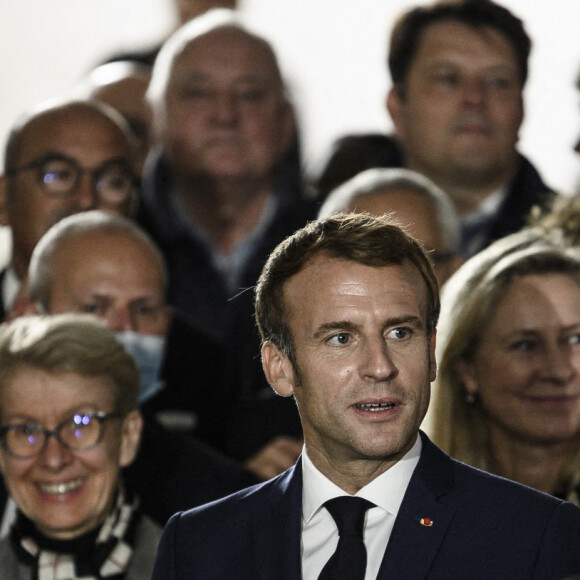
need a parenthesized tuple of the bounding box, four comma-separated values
(3, 413, 104, 457)
(37, 156, 133, 204)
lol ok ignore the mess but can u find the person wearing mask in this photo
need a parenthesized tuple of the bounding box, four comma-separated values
(15, 211, 259, 526)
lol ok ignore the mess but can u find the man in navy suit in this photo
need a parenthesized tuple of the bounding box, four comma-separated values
(152, 213, 580, 579)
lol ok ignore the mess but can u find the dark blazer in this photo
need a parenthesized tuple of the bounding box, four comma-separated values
(152, 433, 580, 579)
(137, 149, 313, 459)
(122, 419, 258, 527)
(315, 133, 554, 258)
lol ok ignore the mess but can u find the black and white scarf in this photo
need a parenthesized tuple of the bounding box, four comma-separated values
(11, 489, 140, 580)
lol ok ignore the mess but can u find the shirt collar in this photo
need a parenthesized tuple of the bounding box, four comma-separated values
(302, 435, 422, 523)
(461, 185, 507, 227)
(2, 265, 20, 312)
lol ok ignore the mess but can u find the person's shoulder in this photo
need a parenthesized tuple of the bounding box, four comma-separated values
(173, 463, 297, 528)
(446, 449, 580, 532)
(511, 153, 555, 198)
(421, 433, 574, 514)
(136, 513, 163, 544)
(152, 467, 301, 579)
(128, 514, 164, 580)
(186, 469, 290, 515)
(0, 535, 23, 577)
(406, 437, 580, 576)
(454, 458, 556, 500)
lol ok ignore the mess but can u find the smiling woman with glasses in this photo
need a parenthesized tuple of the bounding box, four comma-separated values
(0, 314, 161, 579)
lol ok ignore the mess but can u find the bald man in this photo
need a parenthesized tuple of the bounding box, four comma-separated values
(0, 99, 138, 320)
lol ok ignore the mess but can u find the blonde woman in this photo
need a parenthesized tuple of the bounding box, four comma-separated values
(432, 242, 580, 504)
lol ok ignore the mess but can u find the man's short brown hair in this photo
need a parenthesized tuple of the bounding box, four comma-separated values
(388, 0, 531, 92)
(255, 213, 440, 364)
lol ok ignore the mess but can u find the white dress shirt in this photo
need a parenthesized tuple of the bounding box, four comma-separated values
(301, 436, 422, 580)
(1, 266, 19, 314)
(460, 185, 507, 257)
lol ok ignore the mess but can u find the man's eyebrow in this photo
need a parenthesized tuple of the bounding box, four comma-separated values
(82, 293, 111, 302)
(180, 72, 273, 84)
(384, 315, 424, 329)
(312, 315, 425, 339)
(313, 321, 358, 340)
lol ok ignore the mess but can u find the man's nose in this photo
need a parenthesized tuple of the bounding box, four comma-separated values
(212, 92, 239, 124)
(461, 77, 487, 107)
(107, 308, 136, 332)
(361, 337, 398, 382)
(73, 172, 98, 210)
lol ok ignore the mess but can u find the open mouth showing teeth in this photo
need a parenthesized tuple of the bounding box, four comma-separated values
(355, 403, 395, 411)
(39, 478, 83, 495)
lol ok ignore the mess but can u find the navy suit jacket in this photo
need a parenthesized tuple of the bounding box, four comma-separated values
(152, 433, 580, 579)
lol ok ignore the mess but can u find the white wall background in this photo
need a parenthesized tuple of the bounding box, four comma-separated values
(0, 0, 578, 195)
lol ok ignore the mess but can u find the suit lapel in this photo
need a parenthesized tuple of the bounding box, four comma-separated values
(256, 461, 303, 580)
(377, 433, 459, 579)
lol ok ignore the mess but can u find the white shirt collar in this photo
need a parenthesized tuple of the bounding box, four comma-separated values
(302, 434, 422, 523)
(2, 265, 20, 312)
(461, 184, 507, 226)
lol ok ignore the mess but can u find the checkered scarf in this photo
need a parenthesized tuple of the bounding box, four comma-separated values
(11, 489, 139, 580)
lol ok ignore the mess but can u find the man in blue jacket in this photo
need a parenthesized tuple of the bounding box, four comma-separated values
(152, 213, 580, 579)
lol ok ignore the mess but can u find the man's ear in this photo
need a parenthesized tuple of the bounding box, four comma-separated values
(119, 409, 143, 468)
(261, 341, 296, 398)
(386, 87, 405, 137)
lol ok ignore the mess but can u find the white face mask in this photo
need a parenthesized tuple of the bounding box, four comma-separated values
(115, 331, 166, 404)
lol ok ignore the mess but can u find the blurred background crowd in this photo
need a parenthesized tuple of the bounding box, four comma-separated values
(0, 0, 579, 577)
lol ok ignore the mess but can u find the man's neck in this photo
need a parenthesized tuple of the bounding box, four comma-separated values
(175, 175, 273, 254)
(435, 178, 507, 216)
(304, 435, 419, 495)
(404, 159, 519, 216)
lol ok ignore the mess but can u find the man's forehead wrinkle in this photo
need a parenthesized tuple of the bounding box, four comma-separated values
(176, 70, 276, 85)
(172, 28, 283, 82)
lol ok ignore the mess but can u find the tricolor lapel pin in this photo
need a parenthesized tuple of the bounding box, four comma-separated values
(420, 517, 434, 527)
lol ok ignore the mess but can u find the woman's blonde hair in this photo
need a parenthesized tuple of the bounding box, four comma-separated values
(431, 238, 580, 500)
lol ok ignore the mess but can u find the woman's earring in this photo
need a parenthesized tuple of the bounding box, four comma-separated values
(465, 392, 476, 405)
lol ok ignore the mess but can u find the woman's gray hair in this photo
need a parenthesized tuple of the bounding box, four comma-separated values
(0, 313, 140, 415)
(317, 167, 461, 252)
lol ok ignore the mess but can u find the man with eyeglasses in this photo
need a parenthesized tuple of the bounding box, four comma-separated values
(0, 98, 138, 321)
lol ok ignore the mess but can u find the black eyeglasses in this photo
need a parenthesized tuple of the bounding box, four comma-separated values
(6, 153, 135, 206)
(0, 411, 121, 459)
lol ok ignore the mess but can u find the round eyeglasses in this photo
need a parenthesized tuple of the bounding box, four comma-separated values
(0, 411, 121, 459)
(6, 153, 135, 206)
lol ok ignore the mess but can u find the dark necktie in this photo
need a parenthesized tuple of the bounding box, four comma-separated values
(318, 496, 375, 580)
